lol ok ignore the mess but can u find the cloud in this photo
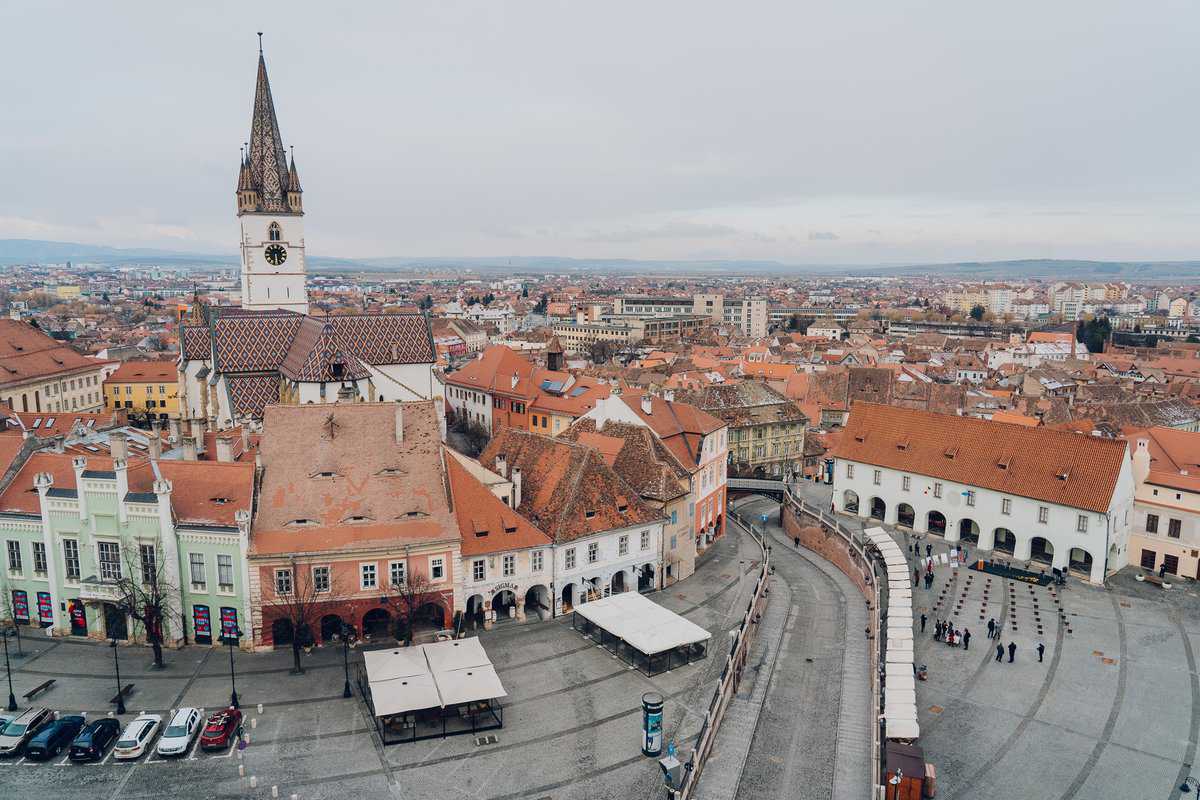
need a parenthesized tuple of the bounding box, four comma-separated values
(808, 230, 839, 241)
(581, 221, 740, 243)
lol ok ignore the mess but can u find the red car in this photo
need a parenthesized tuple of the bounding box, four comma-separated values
(198, 708, 243, 751)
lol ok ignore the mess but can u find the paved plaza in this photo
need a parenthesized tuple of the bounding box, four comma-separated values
(0, 530, 762, 800)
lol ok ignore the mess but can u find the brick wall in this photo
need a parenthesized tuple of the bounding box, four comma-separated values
(782, 505, 873, 602)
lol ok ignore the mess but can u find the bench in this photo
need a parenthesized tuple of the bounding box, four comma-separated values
(109, 683, 135, 704)
(22, 679, 54, 700)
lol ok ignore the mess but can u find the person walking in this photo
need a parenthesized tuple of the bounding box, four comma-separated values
(1037, 641, 1045, 662)
(920, 614, 927, 633)
(793, 536, 799, 548)
(995, 643, 1004, 663)
(1008, 641, 1017, 663)
(914, 567, 920, 586)
(987, 618, 996, 639)
(963, 629, 971, 651)
(926, 543, 932, 557)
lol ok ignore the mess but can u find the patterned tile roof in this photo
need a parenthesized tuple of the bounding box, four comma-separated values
(326, 314, 436, 365)
(280, 317, 371, 382)
(226, 374, 281, 419)
(212, 310, 304, 373)
(245, 50, 295, 213)
(180, 325, 211, 361)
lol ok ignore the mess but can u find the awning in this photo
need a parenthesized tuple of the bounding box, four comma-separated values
(362, 638, 508, 717)
(573, 591, 711, 656)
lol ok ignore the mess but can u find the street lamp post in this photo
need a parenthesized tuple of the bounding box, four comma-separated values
(110, 637, 126, 715)
(3, 629, 16, 712)
(888, 768, 903, 800)
(341, 623, 353, 699)
(223, 627, 242, 709)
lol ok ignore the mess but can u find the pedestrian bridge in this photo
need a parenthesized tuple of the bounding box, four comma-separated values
(727, 477, 786, 494)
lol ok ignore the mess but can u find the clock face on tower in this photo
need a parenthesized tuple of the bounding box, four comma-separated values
(264, 244, 288, 266)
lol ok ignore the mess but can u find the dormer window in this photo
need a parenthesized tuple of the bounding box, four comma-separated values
(286, 518, 316, 527)
(342, 515, 372, 524)
(585, 510, 596, 519)
(268, 222, 281, 242)
(210, 497, 230, 505)
(398, 510, 428, 519)
(311, 471, 340, 479)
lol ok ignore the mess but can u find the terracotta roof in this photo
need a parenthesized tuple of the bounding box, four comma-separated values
(831, 402, 1127, 513)
(0, 319, 105, 388)
(618, 392, 723, 469)
(252, 401, 454, 556)
(445, 345, 538, 399)
(990, 410, 1040, 427)
(225, 374, 281, 419)
(674, 381, 806, 430)
(446, 454, 552, 556)
(565, 420, 689, 503)
(104, 360, 178, 384)
(280, 317, 372, 382)
(4, 411, 122, 438)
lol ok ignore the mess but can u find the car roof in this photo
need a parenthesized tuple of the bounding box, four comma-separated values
(132, 713, 162, 722)
(169, 707, 198, 723)
(10, 707, 49, 722)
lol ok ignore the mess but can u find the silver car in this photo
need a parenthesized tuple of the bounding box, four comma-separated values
(155, 707, 201, 757)
(0, 707, 54, 757)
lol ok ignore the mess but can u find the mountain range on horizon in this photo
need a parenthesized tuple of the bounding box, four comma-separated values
(1, 238, 1199, 281)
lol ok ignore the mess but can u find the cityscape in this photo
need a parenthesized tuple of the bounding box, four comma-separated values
(3, 5, 1200, 800)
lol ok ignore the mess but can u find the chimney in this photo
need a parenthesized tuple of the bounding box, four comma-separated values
(240, 424, 250, 452)
(641, 394, 652, 415)
(663, 389, 675, 402)
(1132, 437, 1151, 486)
(109, 431, 128, 461)
(191, 418, 207, 454)
(511, 374, 519, 390)
(395, 404, 404, 444)
(168, 418, 181, 442)
(512, 467, 523, 508)
(148, 431, 162, 460)
(182, 435, 198, 462)
(215, 436, 234, 463)
(495, 454, 507, 478)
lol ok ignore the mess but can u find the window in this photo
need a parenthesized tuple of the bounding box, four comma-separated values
(390, 561, 406, 587)
(873, 469, 882, 486)
(1146, 514, 1159, 534)
(139, 544, 156, 584)
(189, 552, 206, 588)
(902, 476, 911, 492)
(1076, 515, 1088, 533)
(587, 542, 599, 563)
(99, 541, 121, 580)
(6, 541, 20, 574)
(641, 530, 651, 550)
(1038, 506, 1049, 524)
(532, 550, 544, 572)
(360, 563, 377, 590)
(1001, 498, 1012, 515)
(670, 534, 677, 550)
(63, 539, 80, 581)
(619, 535, 629, 556)
(275, 568, 292, 595)
(965, 490, 976, 507)
(268, 222, 281, 241)
(1169, 518, 1182, 539)
(845, 464, 854, 479)
(430, 557, 444, 581)
(313, 566, 330, 593)
(503, 554, 515, 577)
(933, 482, 943, 499)
(32, 542, 46, 576)
(217, 555, 234, 591)
(565, 548, 576, 570)
(473, 559, 486, 582)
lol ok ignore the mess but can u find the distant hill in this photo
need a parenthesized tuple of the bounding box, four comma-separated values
(1, 239, 1198, 279)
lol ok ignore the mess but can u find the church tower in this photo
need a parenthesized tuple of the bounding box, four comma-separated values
(236, 35, 308, 314)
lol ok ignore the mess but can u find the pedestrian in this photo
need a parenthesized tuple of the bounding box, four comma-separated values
(920, 613, 927, 633)
(1037, 641, 1045, 662)
(962, 547, 969, 564)
(926, 543, 932, 557)
(914, 567, 920, 586)
(963, 629, 971, 651)
(995, 643, 1004, 663)
(935, 620, 943, 640)
(987, 618, 995, 639)
(793, 536, 799, 548)
(1008, 641, 1016, 663)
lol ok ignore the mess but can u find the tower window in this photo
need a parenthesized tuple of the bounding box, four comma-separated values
(268, 222, 281, 241)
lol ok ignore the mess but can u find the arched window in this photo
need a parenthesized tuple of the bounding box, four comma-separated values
(268, 222, 281, 241)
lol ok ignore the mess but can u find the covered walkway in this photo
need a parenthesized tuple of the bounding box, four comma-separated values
(571, 591, 711, 676)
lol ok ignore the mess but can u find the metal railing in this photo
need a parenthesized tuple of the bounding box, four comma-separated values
(784, 487, 885, 796)
(674, 509, 771, 800)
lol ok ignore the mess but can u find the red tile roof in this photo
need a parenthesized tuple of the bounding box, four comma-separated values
(445, 454, 551, 556)
(104, 360, 178, 384)
(0, 319, 106, 388)
(831, 402, 1128, 513)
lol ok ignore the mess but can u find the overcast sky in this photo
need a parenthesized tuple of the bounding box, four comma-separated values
(2, 2, 1198, 264)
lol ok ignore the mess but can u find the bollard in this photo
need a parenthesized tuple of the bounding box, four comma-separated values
(257, 703, 264, 714)
(244, 733, 251, 745)
(107, 711, 114, 717)
(272, 787, 279, 798)
(251, 717, 258, 729)
(238, 765, 245, 777)
(250, 776, 258, 789)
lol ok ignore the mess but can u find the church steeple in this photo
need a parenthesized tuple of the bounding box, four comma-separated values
(237, 34, 299, 216)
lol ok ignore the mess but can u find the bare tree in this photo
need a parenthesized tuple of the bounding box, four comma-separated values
(383, 573, 442, 645)
(261, 557, 346, 674)
(113, 538, 178, 669)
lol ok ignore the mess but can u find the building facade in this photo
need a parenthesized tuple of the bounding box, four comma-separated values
(0, 319, 110, 415)
(1127, 428, 1200, 578)
(104, 360, 181, 422)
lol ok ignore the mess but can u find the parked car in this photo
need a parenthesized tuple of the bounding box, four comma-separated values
(0, 707, 54, 757)
(25, 714, 86, 761)
(155, 708, 202, 757)
(199, 707, 242, 751)
(69, 718, 122, 762)
(113, 714, 162, 761)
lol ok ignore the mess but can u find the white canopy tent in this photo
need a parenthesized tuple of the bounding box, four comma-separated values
(571, 591, 712, 675)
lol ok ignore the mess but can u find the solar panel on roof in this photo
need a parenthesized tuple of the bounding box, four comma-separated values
(31, 417, 42, 428)
(86, 420, 95, 427)
(84, 445, 100, 452)
(44, 417, 55, 428)
(569, 386, 588, 397)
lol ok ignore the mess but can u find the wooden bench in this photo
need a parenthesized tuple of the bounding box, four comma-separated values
(109, 683, 135, 704)
(22, 679, 54, 700)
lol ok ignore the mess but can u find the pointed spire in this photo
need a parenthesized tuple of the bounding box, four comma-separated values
(287, 145, 302, 193)
(243, 35, 292, 212)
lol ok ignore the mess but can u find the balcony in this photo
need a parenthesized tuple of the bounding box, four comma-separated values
(78, 575, 122, 602)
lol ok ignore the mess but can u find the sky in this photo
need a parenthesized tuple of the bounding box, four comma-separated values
(2, 1, 1199, 265)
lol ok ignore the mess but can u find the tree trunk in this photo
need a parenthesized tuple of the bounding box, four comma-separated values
(291, 640, 305, 674)
(151, 639, 164, 669)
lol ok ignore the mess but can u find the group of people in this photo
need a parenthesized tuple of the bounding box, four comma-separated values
(920, 614, 971, 650)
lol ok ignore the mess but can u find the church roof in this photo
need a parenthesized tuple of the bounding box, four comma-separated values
(243, 44, 297, 213)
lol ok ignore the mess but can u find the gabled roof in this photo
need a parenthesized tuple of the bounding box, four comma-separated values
(831, 402, 1127, 513)
(445, 345, 538, 398)
(445, 453, 551, 556)
(0, 319, 105, 388)
(104, 360, 178, 384)
(565, 420, 689, 503)
(617, 392, 723, 469)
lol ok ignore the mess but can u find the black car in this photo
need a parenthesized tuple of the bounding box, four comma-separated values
(69, 718, 121, 762)
(24, 715, 86, 761)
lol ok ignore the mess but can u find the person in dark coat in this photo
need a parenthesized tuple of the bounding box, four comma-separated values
(995, 643, 1004, 662)
(1037, 641, 1045, 662)
(963, 629, 971, 651)
(926, 543, 932, 557)
(987, 618, 996, 639)
(1008, 641, 1017, 663)
(793, 536, 799, 548)
(914, 568, 920, 586)
(920, 614, 927, 633)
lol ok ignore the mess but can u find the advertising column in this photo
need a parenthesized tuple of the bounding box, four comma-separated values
(641, 691, 664, 756)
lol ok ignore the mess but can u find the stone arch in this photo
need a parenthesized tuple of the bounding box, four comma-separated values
(611, 570, 628, 594)
(524, 584, 551, 620)
(1068, 547, 1094, 576)
(492, 589, 517, 620)
(926, 510, 947, 535)
(869, 497, 887, 521)
(320, 613, 345, 642)
(1030, 536, 1054, 565)
(993, 528, 1016, 555)
(843, 490, 860, 514)
(896, 503, 915, 528)
(362, 608, 392, 639)
(958, 518, 980, 545)
(268, 221, 281, 241)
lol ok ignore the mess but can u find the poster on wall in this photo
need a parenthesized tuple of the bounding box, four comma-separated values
(11, 590, 29, 624)
(220, 607, 239, 639)
(37, 591, 54, 626)
(193, 605, 212, 645)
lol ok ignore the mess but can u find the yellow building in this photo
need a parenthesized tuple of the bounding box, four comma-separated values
(103, 360, 181, 421)
(55, 284, 82, 300)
